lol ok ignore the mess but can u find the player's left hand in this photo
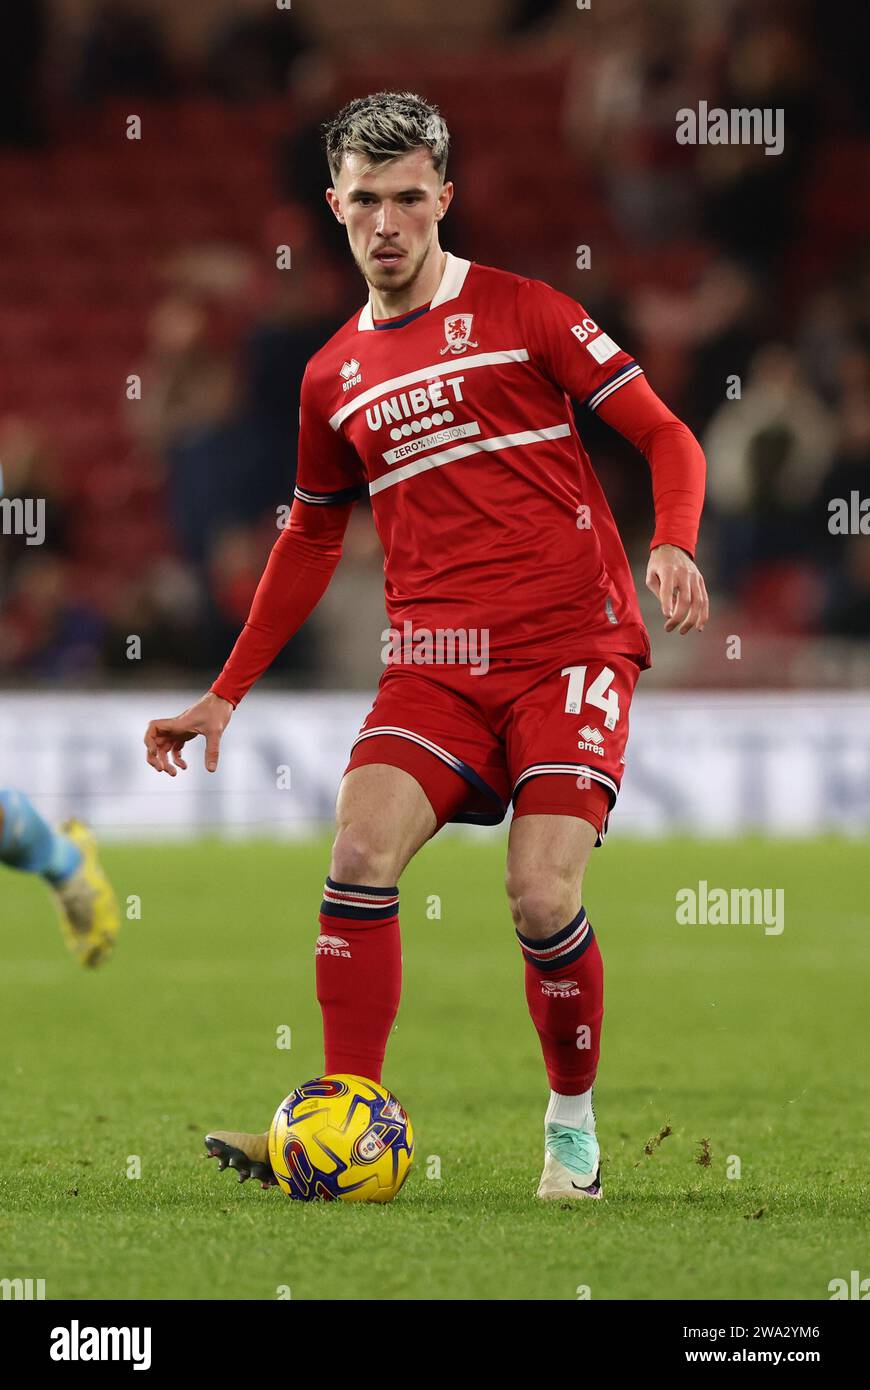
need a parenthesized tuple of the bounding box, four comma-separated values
(646, 544, 709, 634)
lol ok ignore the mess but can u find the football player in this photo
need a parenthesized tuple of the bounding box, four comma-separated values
(145, 92, 708, 1199)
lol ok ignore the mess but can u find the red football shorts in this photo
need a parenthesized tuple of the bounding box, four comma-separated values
(344, 650, 643, 843)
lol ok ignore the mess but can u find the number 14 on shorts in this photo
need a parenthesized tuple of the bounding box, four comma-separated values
(561, 665, 621, 731)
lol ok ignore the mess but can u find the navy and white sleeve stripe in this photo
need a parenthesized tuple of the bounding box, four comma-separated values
(294, 483, 365, 506)
(583, 362, 644, 413)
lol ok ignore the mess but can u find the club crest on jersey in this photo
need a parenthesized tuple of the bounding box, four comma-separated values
(439, 313, 478, 355)
(339, 358, 362, 391)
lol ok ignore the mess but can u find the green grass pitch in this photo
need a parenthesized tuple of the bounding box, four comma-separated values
(0, 835, 867, 1301)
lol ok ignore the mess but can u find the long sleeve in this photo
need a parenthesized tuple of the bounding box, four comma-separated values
(210, 497, 353, 707)
(596, 373, 706, 558)
(516, 276, 706, 558)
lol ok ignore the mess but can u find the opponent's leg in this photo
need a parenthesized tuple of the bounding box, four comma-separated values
(206, 763, 437, 1185)
(0, 788, 120, 966)
(505, 811, 604, 1199)
(0, 788, 82, 881)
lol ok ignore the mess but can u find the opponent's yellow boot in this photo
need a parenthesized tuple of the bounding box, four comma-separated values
(52, 819, 121, 967)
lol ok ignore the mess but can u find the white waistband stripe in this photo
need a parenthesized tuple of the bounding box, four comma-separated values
(513, 764, 619, 798)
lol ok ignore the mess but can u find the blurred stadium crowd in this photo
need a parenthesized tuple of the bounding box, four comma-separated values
(0, 0, 868, 690)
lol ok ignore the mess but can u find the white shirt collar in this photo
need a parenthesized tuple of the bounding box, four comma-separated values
(357, 251, 471, 332)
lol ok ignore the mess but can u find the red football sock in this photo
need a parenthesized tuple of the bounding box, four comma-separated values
(516, 908, 603, 1095)
(315, 878, 401, 1083)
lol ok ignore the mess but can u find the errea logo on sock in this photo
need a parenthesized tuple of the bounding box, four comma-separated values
(316, 934, 351, 958)
(541, 979, 580, 998)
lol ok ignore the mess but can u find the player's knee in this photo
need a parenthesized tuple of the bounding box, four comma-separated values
(505, 867, 582, 941)
(330, 825, 399, 888)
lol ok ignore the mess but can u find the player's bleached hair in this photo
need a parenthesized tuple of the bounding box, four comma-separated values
(323, 91, 450, 185)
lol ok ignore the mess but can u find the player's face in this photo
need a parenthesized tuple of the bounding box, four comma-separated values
(327, 148, 452, 296)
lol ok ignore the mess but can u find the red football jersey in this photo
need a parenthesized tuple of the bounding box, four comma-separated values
(295, 252, 651, 664)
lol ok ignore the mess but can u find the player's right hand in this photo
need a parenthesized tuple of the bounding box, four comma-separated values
(144, 692, 234, 776)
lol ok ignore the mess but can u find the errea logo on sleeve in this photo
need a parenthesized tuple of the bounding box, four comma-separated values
(570, 318, 620, 364)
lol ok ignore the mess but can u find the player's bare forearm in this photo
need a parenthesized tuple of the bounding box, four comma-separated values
(645, 544, 709, 635)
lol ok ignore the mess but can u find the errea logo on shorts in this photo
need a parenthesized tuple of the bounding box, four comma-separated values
(316, 934, 352, 958)
(570, 318, 620, 364)
(578, 726, 605, 756)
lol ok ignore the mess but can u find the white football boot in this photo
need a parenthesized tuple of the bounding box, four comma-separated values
(536, 1123, 602, 1200)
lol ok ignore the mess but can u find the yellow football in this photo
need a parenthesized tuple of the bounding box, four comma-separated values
(268, 1074, 414, 1203)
